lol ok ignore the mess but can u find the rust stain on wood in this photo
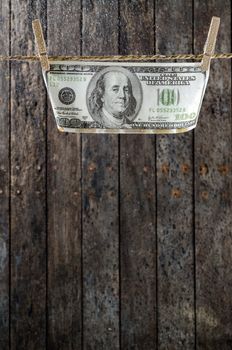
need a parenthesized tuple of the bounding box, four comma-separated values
(218, 164, 229, 175)
(181, 163, 190, 174)
(161, 163, 170, 175)
(171, 188, 182, 198)
(199, 163, 209, 176)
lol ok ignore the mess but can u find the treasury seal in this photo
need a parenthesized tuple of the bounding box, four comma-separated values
(58, 87, 76, 105)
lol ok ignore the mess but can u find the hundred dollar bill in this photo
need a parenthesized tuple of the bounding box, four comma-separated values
(43, 61, 210, 134)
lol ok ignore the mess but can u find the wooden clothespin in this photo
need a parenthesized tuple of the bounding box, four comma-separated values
(201, 16, 220, 72)
(32, 19, 50, 71)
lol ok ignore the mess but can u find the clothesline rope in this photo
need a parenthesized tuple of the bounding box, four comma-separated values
(0, 53, 232, 62)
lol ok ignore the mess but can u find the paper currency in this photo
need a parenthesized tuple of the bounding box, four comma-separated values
(43, 61, 209, 134)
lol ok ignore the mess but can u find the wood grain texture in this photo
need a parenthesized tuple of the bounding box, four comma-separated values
(10, 1, 47, 349)
(0, 2, 9, 349)
(47, 1, 82, 348)
(194, 2, 232, 349)
(119, 1, 157, 349)
(82, 1, 120, 349)
(0, 1, 231, 349)
(156, 1, 195, 348)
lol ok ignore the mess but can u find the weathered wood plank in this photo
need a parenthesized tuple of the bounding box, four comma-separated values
(156, 1, 195, 348)
(194, 2, 232, 349)
(82, 1, 120, 349)
(10, 2, 47, 349)
(119, 1, 157, 349)
(47, 1, 82, 348)
(0, 2, 10, 349)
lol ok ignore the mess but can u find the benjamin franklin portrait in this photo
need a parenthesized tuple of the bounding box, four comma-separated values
(87, 66, 142, 128)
